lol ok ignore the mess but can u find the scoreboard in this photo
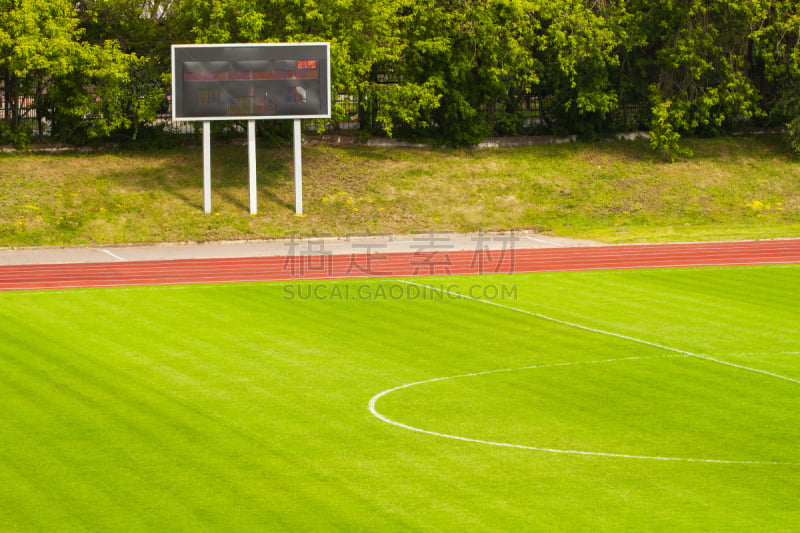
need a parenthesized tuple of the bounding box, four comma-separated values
(171, 43, 331, 121)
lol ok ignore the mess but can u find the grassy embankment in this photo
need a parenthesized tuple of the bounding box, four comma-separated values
(1, 135, 798, 246)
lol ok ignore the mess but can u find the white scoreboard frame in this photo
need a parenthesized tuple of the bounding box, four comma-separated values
(170, 42, 331, 215)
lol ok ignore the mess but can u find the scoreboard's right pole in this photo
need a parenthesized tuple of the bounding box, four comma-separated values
(203, 121, 211, 214)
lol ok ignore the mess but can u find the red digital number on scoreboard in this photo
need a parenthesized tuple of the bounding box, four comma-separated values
(297, 60, 317, 70)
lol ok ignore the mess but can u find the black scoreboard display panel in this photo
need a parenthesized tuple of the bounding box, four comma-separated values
(172, 43, 331, 120)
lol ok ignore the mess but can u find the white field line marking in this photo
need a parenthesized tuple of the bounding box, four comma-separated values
(397, 280, 694, 356)
(368, 355, 800, 466)
(396, 280, 800, 386)
(708, 351, 800, 356)
(688, 354, 800, 385)
(99, 249, 126, 261)
(367, 280, 800, 464)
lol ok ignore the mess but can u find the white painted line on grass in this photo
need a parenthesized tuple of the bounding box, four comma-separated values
(397, 280, 695, 356)
(368, 355, 800, 465)
(722, 351, 800, 356)
(396, 280, 800, 385)
(688, 354, 800, 385)
(367, 280, 800, 464)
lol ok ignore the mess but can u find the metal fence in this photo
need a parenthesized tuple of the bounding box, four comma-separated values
(0, 89, 38, 123)
(2, 79, 648, 140)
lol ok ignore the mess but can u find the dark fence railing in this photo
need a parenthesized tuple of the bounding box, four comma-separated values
(2, 80, 649, 142)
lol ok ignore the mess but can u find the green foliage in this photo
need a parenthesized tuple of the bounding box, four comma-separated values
(76, 0, 176, 61)
(44, 41, 135, 142)
(1, 0, 800, 150)
(372, 80, 442, 137)
(625, 0, 766, 159)
(0, 121, 32, 149)
(751, 0, 800, 154)
(532, 0, 622, 136)
(788, 112, 800, 154)
(649, 93, 693, 161)
(0, 0, 150, 143)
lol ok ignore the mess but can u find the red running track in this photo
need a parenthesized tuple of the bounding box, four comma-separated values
(1, 239, 800, 291)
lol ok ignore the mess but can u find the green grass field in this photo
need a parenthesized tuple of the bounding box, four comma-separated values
(1, 265, 799, 531)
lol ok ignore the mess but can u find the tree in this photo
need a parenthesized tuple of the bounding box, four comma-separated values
(74, 0, 176, 140)
(391, 0, 505, 144)
(751, 0, 800, 153)
(0, 0, 89, 139)
(626, 0, 767, 159)
(3, 0, 799, 150)
(0, 0, 152, 144)
(528, 0, 624, 138)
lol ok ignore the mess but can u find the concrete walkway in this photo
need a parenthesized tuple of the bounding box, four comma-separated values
(0, 232, 601, 266)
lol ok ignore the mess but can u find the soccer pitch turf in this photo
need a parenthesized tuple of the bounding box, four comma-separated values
(1, 265, 798, 531)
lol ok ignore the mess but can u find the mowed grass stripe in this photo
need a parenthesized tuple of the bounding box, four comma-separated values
(0, 289, 395, 530)
(0, 347, 205, 530)
(0, 265, 798, 531)
(5, 283, 595, 530)
(0, 308, 286, 530)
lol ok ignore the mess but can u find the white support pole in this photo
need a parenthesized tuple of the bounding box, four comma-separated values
(203, 121, 211, 214)
(293, 119, 303, 215)
(248, 120, 257, 215)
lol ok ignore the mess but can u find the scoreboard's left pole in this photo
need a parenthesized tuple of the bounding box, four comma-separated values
(203, 121, 211, 213)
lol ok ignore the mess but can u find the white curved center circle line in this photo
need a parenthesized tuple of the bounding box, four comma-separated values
(368, 355, 800, 466)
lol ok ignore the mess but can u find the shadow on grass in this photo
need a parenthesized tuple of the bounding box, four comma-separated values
(96, 144, 296, 214)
